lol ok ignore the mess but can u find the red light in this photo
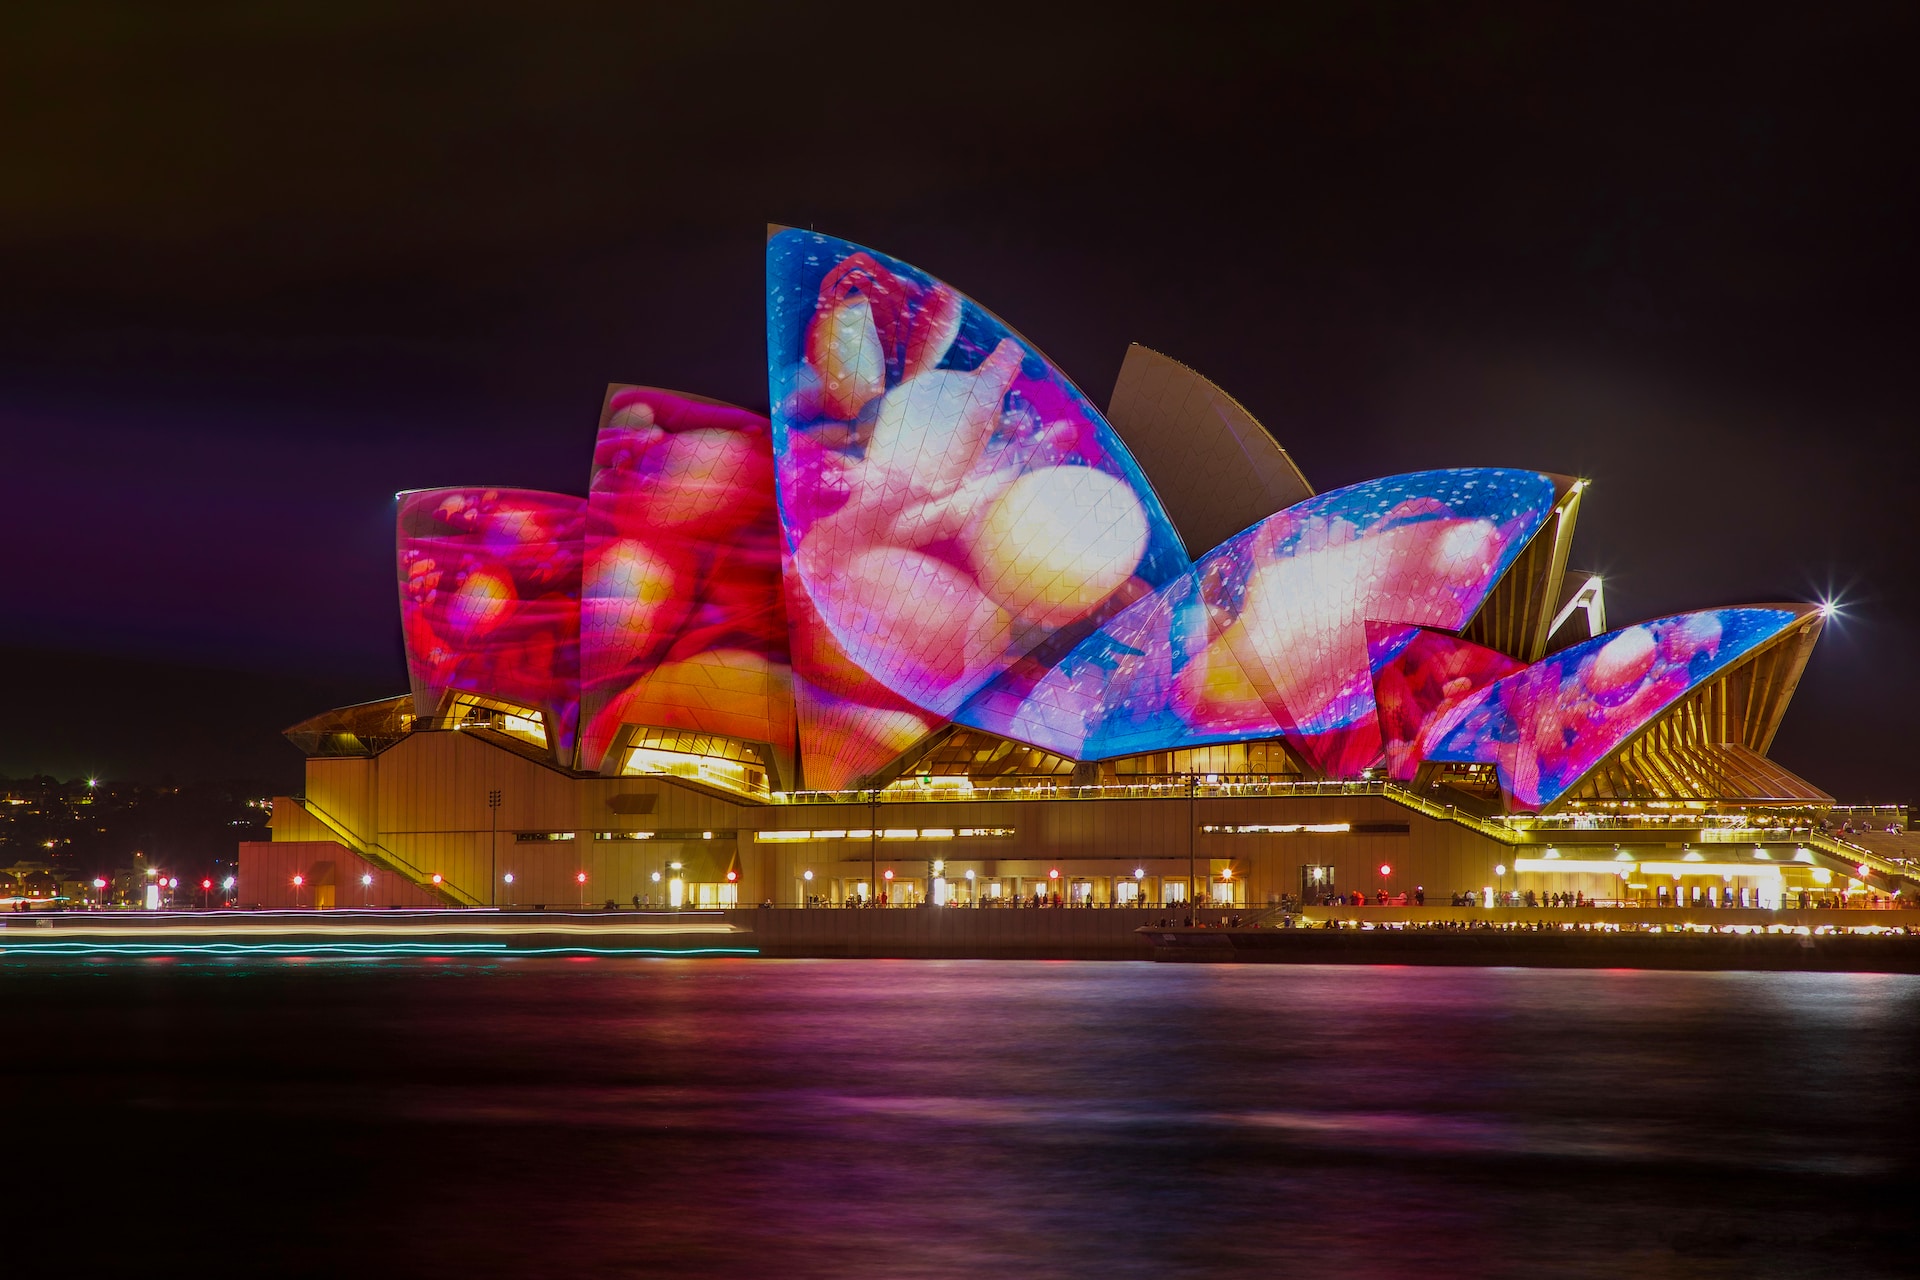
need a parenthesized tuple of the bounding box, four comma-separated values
(202, 879, 212, 890)
(1379, 864, 1393, 877)
(726, 870, 737, 882)
(576, 872, 587, 884)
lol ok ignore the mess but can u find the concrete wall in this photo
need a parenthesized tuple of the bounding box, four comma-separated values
(238, 840, 444, 908)
(751, 791, 1498, 907)
(271, 730, 1528, 908)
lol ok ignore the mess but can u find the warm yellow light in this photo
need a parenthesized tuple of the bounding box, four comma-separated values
(1515, 857, 1633, 875)
(1640, 861, 1782, 880)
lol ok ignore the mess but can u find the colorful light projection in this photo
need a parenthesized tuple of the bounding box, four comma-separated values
(1366, 623, 1522, 781)
(958, 469, 1556, 774)
(1421, 607, 1802, 809)
(397, 488, 584, 757)
(767, 229, 1189, 789)
(577, 388, 794, 775)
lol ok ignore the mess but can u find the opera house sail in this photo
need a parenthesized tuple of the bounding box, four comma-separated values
(250, 226, 1888, 913)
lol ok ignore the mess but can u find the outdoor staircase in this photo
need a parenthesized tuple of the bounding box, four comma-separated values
(287, 796, 480, 907)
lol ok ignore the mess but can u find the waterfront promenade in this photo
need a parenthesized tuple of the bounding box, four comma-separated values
(2, 903, 1918, 969)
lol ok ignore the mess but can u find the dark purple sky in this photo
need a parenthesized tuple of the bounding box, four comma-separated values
(2, 5, 1914, 797)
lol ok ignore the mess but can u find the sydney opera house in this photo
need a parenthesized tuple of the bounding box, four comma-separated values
(242, 230, 1900, 912)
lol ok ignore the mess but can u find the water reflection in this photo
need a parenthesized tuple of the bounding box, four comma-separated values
(5, 959, 1916, 1277)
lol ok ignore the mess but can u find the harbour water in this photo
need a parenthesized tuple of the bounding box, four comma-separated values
(6, 958, 1916, 1277)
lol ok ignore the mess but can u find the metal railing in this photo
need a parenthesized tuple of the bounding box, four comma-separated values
(1379, 786, 1523, 844)
(770, 776, 1530, 846)
(774, 778, 1404, 805)
(290, 797, 480, 907)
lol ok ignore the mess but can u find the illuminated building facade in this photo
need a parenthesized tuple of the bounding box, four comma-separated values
(243, 230, 1909, 911)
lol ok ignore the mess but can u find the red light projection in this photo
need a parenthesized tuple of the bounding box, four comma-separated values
(577, 388, 794, 777)
(397, 487, 584, 758)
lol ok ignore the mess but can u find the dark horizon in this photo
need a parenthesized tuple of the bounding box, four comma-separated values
(3, 6, 1914, 798)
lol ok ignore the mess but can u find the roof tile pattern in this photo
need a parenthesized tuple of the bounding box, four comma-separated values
(766, 230, 1189, 789)
(387, 231, 1822, 808)
(577, 387, 792, 776)
(1105, 344, 1313, 558)
(958, 469, 1556, 770)
(1421, 607, 1803, 809)
(396, 488, 584, 758)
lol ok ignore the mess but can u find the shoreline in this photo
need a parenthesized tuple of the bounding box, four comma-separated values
(1, 906, 1917, 971)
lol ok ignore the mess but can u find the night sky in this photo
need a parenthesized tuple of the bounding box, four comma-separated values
(2, 4, 1913, 797)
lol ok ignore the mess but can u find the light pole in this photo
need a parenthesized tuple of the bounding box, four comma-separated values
(487, 788, 503, 906)
(1188, 772, 1198, 920)
(869, 788, 879, 904)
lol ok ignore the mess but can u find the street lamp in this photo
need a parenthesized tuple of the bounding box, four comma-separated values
(502, 871, 515, 907)
(577, 870, 588, 907)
